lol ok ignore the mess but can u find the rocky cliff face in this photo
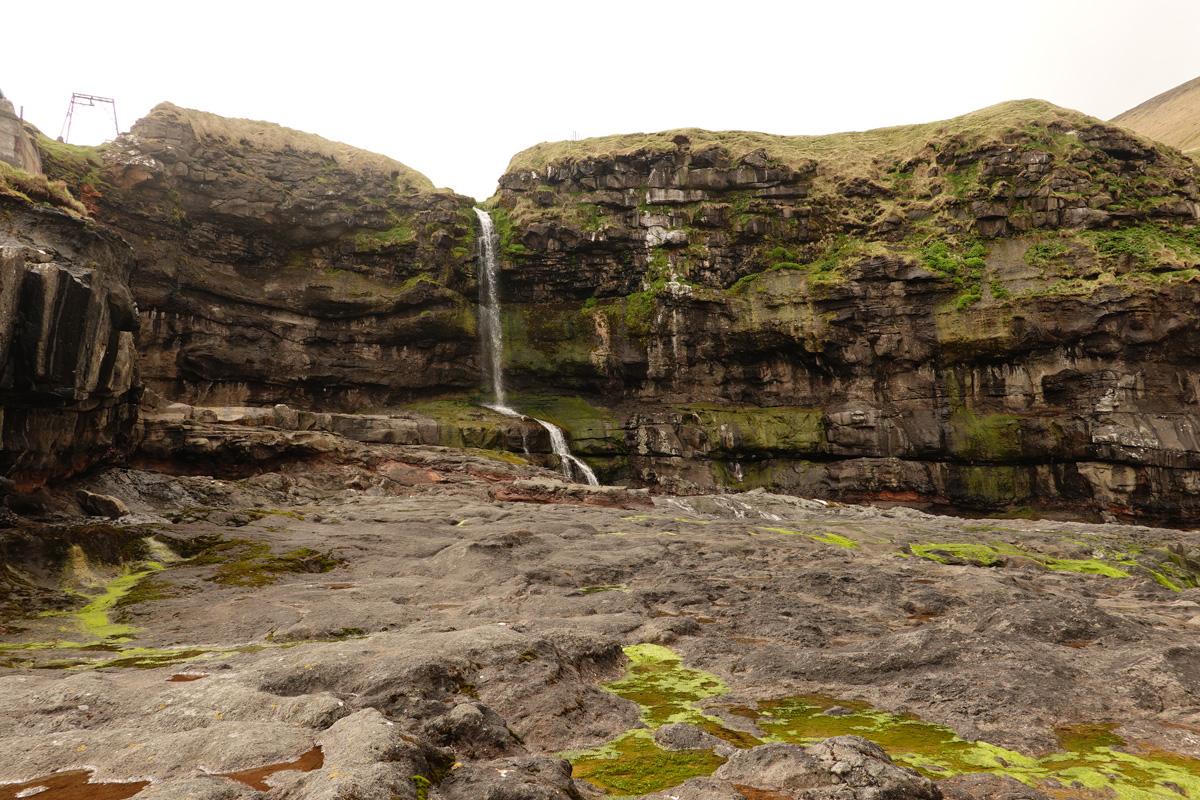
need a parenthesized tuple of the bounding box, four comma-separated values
(56, 103, 482, 410)
(28, 99, 1200, 522)
(0, 198, 140, 490)
(489, 100, 1200, 521)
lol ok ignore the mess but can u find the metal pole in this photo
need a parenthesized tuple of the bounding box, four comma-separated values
(61, 99, 73, 142)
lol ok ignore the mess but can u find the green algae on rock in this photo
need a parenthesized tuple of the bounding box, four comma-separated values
(186, 539, 344, 587)
(563, 644, 746, 794)
(743, 697, 1200, 799)
(570, 644, 1200, 798)
(606, 644, 729, 729)
(567, 731, 728, 796)
(906, 540, 1200, 589)
(758, 526, 861, 549)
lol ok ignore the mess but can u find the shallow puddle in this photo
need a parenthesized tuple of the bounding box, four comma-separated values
(219, 745, 324, 791)
(167, 672, 208, 682)
(0, 769, 148, 800)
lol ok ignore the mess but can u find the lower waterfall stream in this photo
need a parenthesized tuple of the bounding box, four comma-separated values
(474, 207, 599, 486)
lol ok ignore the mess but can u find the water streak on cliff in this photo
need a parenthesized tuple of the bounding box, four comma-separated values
(474, 208, 598, 485)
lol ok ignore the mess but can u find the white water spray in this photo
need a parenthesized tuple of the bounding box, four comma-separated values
(474, 208, 599, 486)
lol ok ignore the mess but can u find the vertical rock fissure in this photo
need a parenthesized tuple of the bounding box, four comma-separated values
(474, 208, 599, 486)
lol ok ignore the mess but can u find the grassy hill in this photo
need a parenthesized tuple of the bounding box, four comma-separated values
(1112, 75, 1200, 156)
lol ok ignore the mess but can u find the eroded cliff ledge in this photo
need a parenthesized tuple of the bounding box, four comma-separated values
(488, 100, 1200, 521)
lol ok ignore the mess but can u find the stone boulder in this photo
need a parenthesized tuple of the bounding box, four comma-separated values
(713, 737, 941, 799)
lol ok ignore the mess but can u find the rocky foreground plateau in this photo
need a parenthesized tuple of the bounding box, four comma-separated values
(3, 419, 1200, 799)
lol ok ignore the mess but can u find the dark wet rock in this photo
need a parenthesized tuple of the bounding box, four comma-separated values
(936, 774, 1050, 800)
(823, 705, 855, 716)
(807, 736, 941, 799)
(715, 742, 827, 791)
(424, 701, 524, 758)
(654, 722, 736, 756)
(433, 755, 580, 800)
(713, 738, 939, 798)
(644, 777, 746, 799)
(76, 490, 130, 518)
(0, 206, 141, 491)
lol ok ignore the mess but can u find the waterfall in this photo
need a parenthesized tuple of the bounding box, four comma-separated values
(533, 417, 600, 486)
(474, 208, 599, 486)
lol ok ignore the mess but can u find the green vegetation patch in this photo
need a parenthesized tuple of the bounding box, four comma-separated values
(32, 562, 164, 645)
(675, 405, 828, 458)
(0, 161, 88, 215)
(490, 205, 526, 258)
(1086, 225, 1200, 272)
(758, 527, 860, 549)
(501, 305, 603, 381)
(1024, 239, 1073, 269)
(571, 645, 1200, 798)
(466, 447, 531, 466)
(808, 235, 888, 277)
(729, 236, 887, 293)
(613, 250, 695, 340)
(187, 539, 344, 587)
(505, 99, 1099, 178)
(907, 542, 1131, 578)
(568, 731, 727, 796)
(921, 239, 987, 279)
(354, 218, 415, 251)
(564, 644, 749, 795)
(743, 697, 1200, 798)
(509, 394, 619, 446)
(951, 410, 1024, 463)
(607, 644, 730, 728)
(403, 397, 509, 450)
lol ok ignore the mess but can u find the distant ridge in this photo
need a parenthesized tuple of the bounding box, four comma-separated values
(1112, 75, 1200, 156)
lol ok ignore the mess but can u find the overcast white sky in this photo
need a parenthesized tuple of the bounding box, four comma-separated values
(4, 1, 1198, 200)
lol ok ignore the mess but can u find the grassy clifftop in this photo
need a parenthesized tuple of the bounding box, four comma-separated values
(506, 99, 1108, 177)
(143, 102, 438, 192)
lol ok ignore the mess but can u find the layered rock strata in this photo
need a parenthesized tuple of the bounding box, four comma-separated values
(29, 99, 1200, 521)
(491, 101, 1200, 520)
(69, 103, 481, 409)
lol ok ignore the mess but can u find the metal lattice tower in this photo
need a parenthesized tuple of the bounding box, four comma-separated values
(60, 93, 119, 143)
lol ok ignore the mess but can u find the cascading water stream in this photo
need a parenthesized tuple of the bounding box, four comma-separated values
(474, 208, 599, 486)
